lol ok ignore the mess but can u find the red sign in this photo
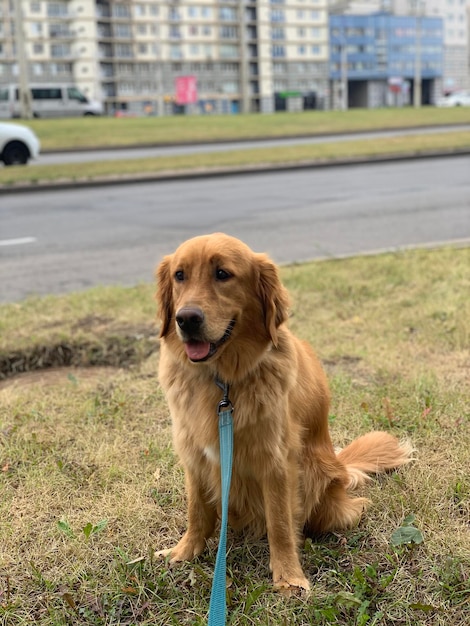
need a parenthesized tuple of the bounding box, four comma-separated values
(175, 75, 198, 105)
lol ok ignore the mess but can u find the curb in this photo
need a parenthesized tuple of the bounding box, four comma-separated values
(1, 148, 469, 195)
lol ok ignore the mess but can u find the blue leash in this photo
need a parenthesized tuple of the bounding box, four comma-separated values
(208, 383, 234, 626)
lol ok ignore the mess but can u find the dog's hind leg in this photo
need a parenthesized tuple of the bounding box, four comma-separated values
(304, 480, 368, 535)
(301, 444, 368, 535)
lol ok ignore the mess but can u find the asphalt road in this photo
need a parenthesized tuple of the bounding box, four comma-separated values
(35, 124, 470, 165)
(1, 154, 469, 303)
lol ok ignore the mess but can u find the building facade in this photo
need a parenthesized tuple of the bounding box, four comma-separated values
(0, 0, 330, 115)
(331, 0, 470, 94)
(330, 12, 444, 108)
(394, 0, 470, 93)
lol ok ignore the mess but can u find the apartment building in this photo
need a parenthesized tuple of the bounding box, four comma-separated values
(0, 0, 330, 115)
(332, 0, 470, 93)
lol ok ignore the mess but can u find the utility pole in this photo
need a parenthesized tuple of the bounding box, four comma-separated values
(340, 39, 348, 110)
(13, 0, 33, 119)
(410, 0, 423, 108)
(238, 1, 250, 114)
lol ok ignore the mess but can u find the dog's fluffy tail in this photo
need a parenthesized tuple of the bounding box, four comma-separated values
(336, 432, 414, 490)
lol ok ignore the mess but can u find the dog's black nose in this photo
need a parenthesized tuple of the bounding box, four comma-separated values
(176, 307, 204, 334)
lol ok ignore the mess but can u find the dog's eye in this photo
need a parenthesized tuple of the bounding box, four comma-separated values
(215, 268, 232, 281)
(174, 270, 185, 282)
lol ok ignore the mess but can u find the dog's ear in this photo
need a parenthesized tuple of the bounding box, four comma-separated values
(155, 255, 173, 338)
(255, 253, 290, 347)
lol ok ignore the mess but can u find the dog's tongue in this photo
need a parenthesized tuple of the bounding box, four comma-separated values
(185, 341, 211, 361)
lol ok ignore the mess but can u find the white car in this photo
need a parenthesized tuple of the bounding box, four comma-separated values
(436, 91, 470, 107)
(0, 121, 41, 165)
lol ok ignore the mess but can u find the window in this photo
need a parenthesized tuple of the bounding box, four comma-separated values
(271, 9, 285, 22)
(49, 62, 72, 75)
(67, 87, 87, 102)
(170, 45, 183, 59)
(220, 44, 238, 59)
(272, 44, 285, 57)
(169, 8, 181, 20)
(272, 27, 285, 40)
(220, 7, 236, 20)
(221, 81, 239, 94)
(47, 2, 68, 17)
(221, 62, 238, 74)
(113, 4, 131, 18)
(30, 22, 43, 36)
(31, 87, 62, 99)
(115, 43, 133, 58)
(114, 24, 132, 38)
(49, 23, 70, 38)
(51, 43, 71, 57)
(220, 26, 238, 39)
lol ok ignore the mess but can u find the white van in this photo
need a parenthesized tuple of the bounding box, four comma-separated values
(0, 84, 103, 118)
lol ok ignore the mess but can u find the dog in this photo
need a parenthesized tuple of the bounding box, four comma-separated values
(155, 233, 412, 593)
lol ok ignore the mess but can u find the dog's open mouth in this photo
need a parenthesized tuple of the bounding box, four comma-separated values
(184, 319, 236, 362)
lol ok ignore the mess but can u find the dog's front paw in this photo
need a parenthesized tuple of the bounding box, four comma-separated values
(155, 534, 206, 563)
(154, 548, 173, 560)
(273, 570, 311, 598)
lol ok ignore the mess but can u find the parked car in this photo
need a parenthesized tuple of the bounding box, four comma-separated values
(0, 84, 103, 119)
(0, 122, 41, 165)
(436, 91, 470, 107)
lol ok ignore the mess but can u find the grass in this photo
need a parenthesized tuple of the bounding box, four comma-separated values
(23, 107, 470, 151)
(1, 130, 470, 188)
(0, 246, 469, 625)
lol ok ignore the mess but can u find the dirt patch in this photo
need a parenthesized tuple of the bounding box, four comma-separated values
(0, 317, 159, 381)
(0, 366, 118, 391)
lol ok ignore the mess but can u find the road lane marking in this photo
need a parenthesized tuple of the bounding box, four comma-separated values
(0, 237, 37, 247)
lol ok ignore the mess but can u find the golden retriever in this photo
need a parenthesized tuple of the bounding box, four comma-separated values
(155, 233, 412, 593)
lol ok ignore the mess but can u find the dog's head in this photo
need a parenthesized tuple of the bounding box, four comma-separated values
(156, 233, 289, 368)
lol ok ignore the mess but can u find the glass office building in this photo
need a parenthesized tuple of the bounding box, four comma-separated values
(330, 13, 444, 108)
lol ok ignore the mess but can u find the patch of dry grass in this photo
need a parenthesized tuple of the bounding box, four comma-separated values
(0, 246, 469, 625)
